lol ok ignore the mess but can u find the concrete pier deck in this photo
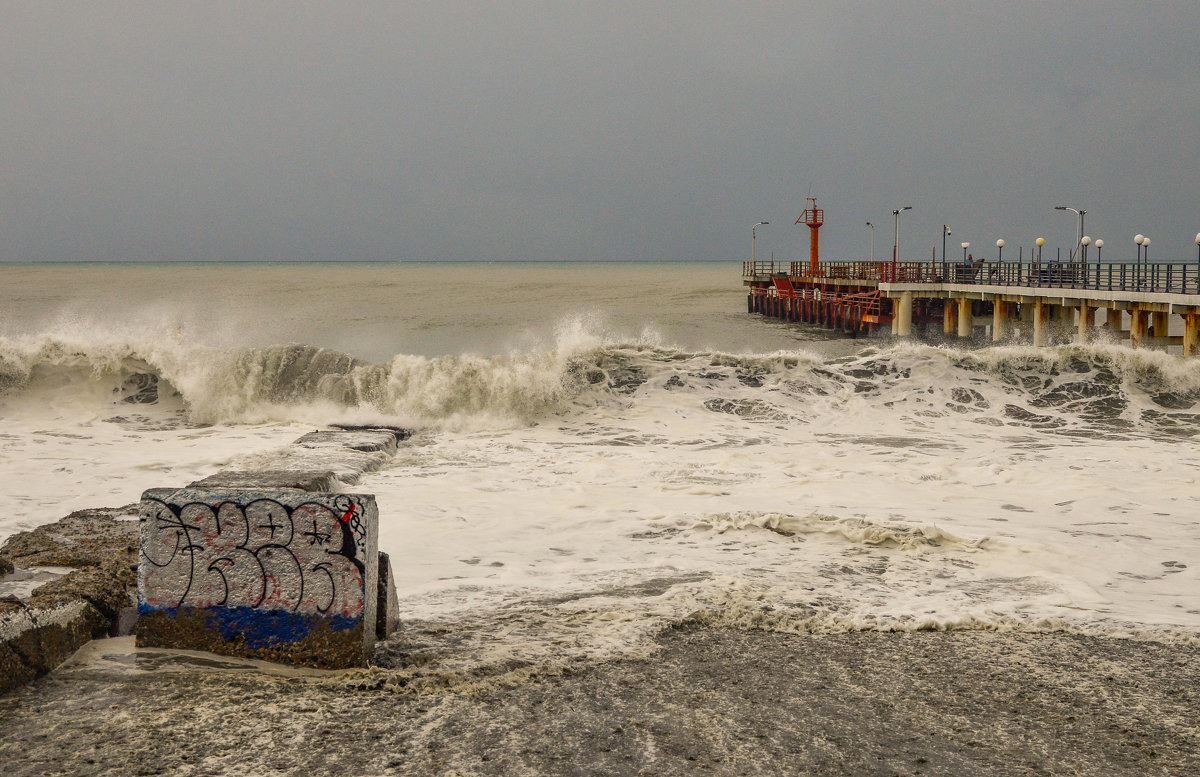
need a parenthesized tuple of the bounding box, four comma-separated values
(744, 259, 1200, 352)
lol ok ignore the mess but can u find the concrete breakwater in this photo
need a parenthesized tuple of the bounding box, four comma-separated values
(0, 425, 408, 694)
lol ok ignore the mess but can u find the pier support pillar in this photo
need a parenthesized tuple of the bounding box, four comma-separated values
(1152, 311, 1169, 345)
(1130, 309, 1148, 348)
(993, 301, 1010, 342)
(1047, 304, 1063, 340)
(943, 301, 956, 336)
(1106, 307, 1122, 333)
(957, 298, 972, 338)
(1032, 300, 1048, 346)
(1184, 312, 1200, 356)
(1077, 304, 1094, 342)
(897, 292, 913, 337)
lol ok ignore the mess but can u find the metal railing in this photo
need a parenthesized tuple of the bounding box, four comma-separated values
(744, 260, 1200, 295)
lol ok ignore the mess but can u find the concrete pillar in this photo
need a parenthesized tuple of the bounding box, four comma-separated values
(897, 291, 913, 337)
(1130, 309, 1147, 348)
(1050, 304, 1062, 340)
(943, 300, 956, 336)
(1184, 312, 1200, 356)
(1106, 307, 1122, 331)
(1152, 311, 1169, 345)
(993, 301, 1010, 342)
(1032, 300, 1048, 346)
(1077, 304, 1093, 341)
(957, 297, 972, 338)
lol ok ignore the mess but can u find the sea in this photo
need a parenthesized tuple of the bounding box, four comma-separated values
(2, 260, 1199, 676)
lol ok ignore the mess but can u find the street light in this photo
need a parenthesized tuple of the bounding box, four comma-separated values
(996, 238, 1005, 263)
(866, 222, 875, 262)
(751, 221, 768, 266)
(1094, 238, 1103, 262)
(1080, 235, 1091, 262)
(1054, 206, 1086, 263)
(961, 241, 970, 263)
(1135, 234, 1146, 289)
(942, 225, 952, 263)
(891, 206, 912, 280)
(1035, 237, 1045, 263)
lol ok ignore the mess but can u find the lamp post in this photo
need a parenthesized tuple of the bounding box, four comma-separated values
(751, 221, 768, 267)
(1135, 234, 1145, 289)
(1035, 237, 1045, 263)
(866, 222, 875, 262)
(891, 206, 912, 280)
(1080, 236, 1091, 286)
(961, 242, 970, 263)
(942, 225, 952, 263)
(1054, 205, 1086, 263)
(996, 238, 1005, 263)
(1094, 238, 1103, 288)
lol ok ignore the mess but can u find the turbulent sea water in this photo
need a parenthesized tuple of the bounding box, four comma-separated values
(2, 261, 1199, 678)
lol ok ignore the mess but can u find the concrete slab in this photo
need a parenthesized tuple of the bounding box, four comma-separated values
(189, 469, 340, 492)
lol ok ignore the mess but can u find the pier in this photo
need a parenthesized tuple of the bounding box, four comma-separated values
(743, 258, 1200, 354)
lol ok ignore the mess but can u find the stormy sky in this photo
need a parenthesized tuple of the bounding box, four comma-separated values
(3, 2, 1199, 263)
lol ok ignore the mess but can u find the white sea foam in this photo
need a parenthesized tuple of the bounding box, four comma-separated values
(2, 263, 1199, 675)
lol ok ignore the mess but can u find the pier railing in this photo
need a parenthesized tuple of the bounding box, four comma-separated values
(744, 260, 1200, 295)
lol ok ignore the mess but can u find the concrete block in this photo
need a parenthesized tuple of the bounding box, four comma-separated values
(377, 551, 400, 640)
(137, 488, 378, 669)
(0, 505, 140, 569)
(189, 469, 340, 493)
(0, 599, 106, 695)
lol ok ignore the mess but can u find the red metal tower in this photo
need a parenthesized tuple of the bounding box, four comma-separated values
(796, 197, 824, 276)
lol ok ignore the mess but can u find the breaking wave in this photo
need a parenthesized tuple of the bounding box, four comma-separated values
(692, 511, 989, 550)
(4, 326, 1200, 436)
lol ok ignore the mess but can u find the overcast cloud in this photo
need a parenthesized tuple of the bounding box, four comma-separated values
(2, 1, 1198, 263)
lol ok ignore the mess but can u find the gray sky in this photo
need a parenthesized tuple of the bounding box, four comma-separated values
(3, 1, 1199, 263)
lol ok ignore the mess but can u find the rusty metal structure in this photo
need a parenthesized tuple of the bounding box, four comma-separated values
(796, 197, 824, 276)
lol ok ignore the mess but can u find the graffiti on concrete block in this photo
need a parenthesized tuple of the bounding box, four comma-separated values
(140, 494, 369, 619)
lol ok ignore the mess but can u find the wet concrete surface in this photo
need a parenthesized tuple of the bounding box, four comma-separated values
(1, 625, 1196, 776)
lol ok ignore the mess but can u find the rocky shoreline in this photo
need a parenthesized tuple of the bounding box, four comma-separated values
(0, 426, 409, 694)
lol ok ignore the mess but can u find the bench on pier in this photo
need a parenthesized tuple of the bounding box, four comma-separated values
(951, 265, 982, 283)
(1031, 265, 1084, 286)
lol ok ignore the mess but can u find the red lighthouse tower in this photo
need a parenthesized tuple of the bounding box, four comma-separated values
(795, 197, 824, 276)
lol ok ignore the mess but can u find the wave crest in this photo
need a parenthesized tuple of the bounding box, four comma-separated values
(695, 511, 987, 550)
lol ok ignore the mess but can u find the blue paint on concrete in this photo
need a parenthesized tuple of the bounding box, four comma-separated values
(139, 604, 358, 649)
